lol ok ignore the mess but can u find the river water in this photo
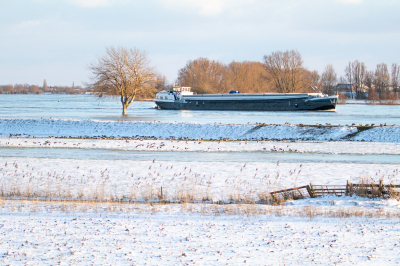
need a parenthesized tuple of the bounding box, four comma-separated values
(1, 94, 399, 165)
(1, 94, 399, 125)
(2, 147, 399, 164)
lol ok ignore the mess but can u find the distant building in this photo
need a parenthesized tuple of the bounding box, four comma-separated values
(336, 83, 369, 98)
(336, 83, 369, 93)
(336, 83, 353, 92)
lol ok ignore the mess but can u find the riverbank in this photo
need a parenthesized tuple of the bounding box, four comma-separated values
(1, 118, 399, 142)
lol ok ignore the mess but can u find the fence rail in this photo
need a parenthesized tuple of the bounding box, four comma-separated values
(270, 186, 310, 201)
(270, 180, 400, 201)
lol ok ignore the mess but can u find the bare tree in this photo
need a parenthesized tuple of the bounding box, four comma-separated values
(338, 76, 347, 84)
(23, 84, 31, 92)
(3, 85, 14, 94)
(351, 61, 367, 99)
(392, 63, 400, 94)
(320, 64, 337, 95)
(308, 70, 320, 88)
(366, 69, 379, 102)
(374, 63, 390, 99)
(43, 79, 48, 92)
(14, 84, 25, 94)
(135, 73, 167, 100)
(178, 59, 272, 94)
(177, 58, 227, 94)
(344, 62, 354, 98)
(88, 46, 156, 116)
(364, 70, 374, 90)
(263, 50, 304, 93)
(225, 61, 270, 93)
(30, 85, 39, 94)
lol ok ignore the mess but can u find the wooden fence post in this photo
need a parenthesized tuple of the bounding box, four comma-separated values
(379, 180, 383, 197)
(346, 180, 353, 196)
(270, 193, 277, 202)
(307, 184, 315, 198)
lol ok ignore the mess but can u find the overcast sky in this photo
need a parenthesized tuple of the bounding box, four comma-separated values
(1, 0, 399, 86)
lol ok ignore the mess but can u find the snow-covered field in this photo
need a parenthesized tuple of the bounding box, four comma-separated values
(1, 118, 400, 265)
(0, 137, 399, 201)
(1, 199, 400, 265)
(2, 137, 400, 154)
(1, 118, 400, 142)
(0, 155, 399, 202)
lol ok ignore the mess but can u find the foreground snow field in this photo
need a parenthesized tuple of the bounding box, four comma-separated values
(1, 119, 400, 265)
(0, 200, 399, 265)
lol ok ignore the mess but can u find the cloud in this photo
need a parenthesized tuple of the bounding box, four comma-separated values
(161, 0, 228, 16)
(337, 0, 363, 4)
(10, 20, 49, 32)
(68, 0, 115, 8)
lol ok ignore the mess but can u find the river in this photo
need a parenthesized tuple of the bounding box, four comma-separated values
(0, 94, 399, 125)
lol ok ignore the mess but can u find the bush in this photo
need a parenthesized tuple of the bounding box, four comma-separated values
(337, 92, 347, 104)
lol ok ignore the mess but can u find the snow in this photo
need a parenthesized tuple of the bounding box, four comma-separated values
(2, 137, 400, 154)
(1, 117, 400, 265)
(0, 200, 399, 265)
(1, 118, 400, 142)
(0, 156, 398, 202)
(0, 137, 399, 202)
(287, 195, 400, 210)
(353, 126, 400, 142)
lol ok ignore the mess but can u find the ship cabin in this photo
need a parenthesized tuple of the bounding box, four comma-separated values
(155, 86, 193, 102)
(171, 86, 193, 96)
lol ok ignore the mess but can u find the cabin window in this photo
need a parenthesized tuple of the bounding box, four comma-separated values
(160, 96, 163, 100)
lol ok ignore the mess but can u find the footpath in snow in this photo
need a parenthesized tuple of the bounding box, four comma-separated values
(1, 118, 400, 142)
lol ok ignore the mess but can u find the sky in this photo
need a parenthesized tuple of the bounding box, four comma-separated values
(1, 0, 399, 87)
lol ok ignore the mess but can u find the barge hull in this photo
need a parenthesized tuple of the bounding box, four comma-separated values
(155, 98, 336, 111)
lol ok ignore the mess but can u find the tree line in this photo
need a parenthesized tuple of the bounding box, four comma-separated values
(177, 51, 399, 101)
(0, 83, 87, 95)
(2, 46, 397, 116)
(89, 46, 400, 115)
(177, 51, 320, 95)
(319, 61, 399, 101)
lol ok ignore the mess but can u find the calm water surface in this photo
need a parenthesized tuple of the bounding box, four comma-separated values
(1, 147, 398, 164)
(0, 94, 399, 125)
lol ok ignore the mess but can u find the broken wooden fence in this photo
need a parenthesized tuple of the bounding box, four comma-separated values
(270, 180, 400, 201)
(346, 180, 400, 198)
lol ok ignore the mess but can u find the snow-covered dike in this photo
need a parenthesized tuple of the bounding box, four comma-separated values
(2, 137, 400, 154)
(0, 201, 399, 265)
(2, 118, 400, 142)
